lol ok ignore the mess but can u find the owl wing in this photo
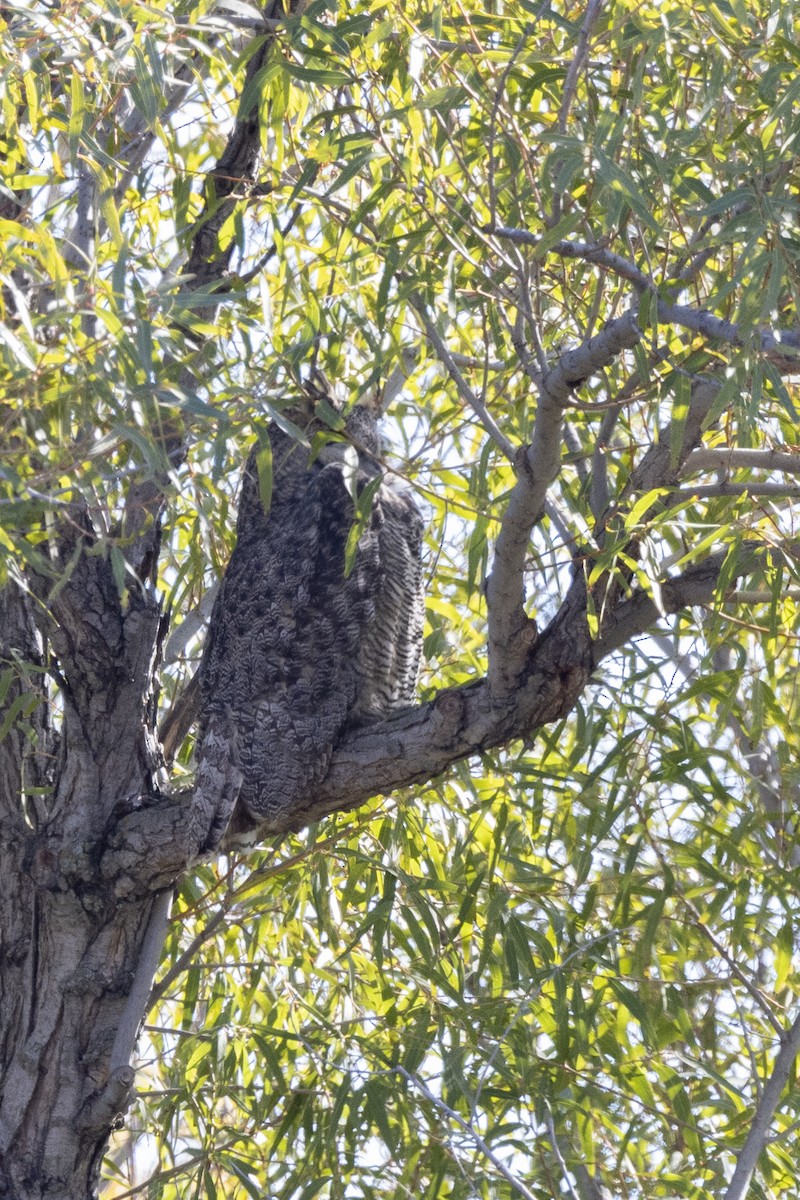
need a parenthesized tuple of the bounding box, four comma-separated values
(351, 482, 425, 720)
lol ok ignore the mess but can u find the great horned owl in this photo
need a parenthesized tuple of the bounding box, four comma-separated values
(196, 381, 424, 837)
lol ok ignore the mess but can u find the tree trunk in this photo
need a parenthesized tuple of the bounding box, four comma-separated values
(0, 545, 171, 1199)
(0, 880, 163, 1197)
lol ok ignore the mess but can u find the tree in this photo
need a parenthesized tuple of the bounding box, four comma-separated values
(1, 0, 799, 1195)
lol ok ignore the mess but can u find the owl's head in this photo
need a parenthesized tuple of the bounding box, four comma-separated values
(305, 369, 383, 458)
(343, 399, 382, 456)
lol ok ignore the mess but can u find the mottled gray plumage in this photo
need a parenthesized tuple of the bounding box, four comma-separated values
(196, 388, 424, 836)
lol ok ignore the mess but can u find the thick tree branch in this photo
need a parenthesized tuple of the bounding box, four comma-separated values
(184, 0, 302, 291)
(670, 482, 800, 501)
(540, 309, 642, 404)
(487, 229, 800, 367)
(99, 575, 590, 888)
(592, 548, 755, 662)
(100, 528, 782, 892)
(357, 612, 587, 795)
(486, 309, 641, 700)
(683, 447, 800, 478)
(117, 3, 306, 584)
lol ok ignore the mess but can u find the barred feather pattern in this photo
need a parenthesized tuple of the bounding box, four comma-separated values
(196, 412, 424, 833)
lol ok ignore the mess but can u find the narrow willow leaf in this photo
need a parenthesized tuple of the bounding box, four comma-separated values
(68, 67, 84, 162)
(255, 438, 273, 517)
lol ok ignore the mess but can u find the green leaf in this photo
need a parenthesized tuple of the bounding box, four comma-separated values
(669, 373, 691, 468)
(343, 473, 383, 577)
(416, 86, 468, 112)
(255, 438, 273, 516)
(68, 67, 84, 161)
(594, 147, 661, 232)
(283, 61, 352, 86)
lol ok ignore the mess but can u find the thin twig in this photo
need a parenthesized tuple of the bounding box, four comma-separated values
(544, 499, 579, 556)
(409, 293, 517, 459)
(489, 229, 800, 366)
(491, 230, 653, 289)
(543, 1106, 582, 1200)
(397, 1066, 540, 1200)
(591, 547, 752, 663)
(672, 161, 797, 284)
(487, 21, 536, 229)
(652, 633, 800, 869)
(148, 821, 365, 1006)
(557, 0, 604, 134)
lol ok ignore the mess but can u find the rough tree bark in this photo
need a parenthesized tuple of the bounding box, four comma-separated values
(0, 523, 170, 1196)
